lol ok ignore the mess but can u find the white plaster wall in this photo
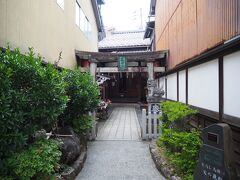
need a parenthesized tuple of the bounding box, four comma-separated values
(224, 51, 240, 118)
(188, 60, 219, 112)
(167, 73, 177, 101)
(179, 70, 186, 103)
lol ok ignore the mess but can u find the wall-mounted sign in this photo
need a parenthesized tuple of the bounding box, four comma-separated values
(118, 56, 127, 71)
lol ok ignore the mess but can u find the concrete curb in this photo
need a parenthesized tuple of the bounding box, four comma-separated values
(149, 140, 182, 180)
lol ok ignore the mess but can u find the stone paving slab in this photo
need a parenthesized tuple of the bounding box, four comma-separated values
(97, 105, 141, 141)
(76, 141, 165, 180)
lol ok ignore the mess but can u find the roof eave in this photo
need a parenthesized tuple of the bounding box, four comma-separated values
(75, 50, 168, 63)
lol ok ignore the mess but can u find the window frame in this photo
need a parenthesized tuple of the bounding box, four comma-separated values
(75, 1, 92, 40)
(57, 0, 64, 10)
(75, 1, 80, 26)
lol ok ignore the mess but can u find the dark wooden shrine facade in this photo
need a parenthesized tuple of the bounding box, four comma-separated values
(75, 50, 167, 103)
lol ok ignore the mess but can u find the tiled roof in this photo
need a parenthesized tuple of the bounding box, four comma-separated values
(98, 30, 151, 49)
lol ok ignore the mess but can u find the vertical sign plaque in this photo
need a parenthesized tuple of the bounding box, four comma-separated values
(118, 56, 127, 71)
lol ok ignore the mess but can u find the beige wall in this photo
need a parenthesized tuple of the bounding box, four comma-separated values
(0, 0, 99, 69)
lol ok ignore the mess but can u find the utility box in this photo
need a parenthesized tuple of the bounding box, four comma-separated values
(194, 123, 236, 180)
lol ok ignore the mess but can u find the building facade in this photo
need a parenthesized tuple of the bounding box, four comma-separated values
(76, 50, 167, 103)
(0, 0, 104, 69)
(155, 0, 240, 69)
(154, 0, 240, 177)
(93, 30, 152, 102)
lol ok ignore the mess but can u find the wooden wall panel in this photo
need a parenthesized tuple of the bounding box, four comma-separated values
(176, 5, 182, 66)
(155, 0, 240, 70)
(238, 0, 240, 34)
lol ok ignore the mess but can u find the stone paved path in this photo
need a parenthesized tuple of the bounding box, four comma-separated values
(76, 104, 165, 180)
(97, 105, 141, 141)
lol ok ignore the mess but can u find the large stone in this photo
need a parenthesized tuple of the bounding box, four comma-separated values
(56, 127, 82, 165)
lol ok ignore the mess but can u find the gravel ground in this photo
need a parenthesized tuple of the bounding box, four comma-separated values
(76, 140, 165, 180)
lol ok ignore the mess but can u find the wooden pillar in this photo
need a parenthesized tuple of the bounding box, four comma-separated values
(219, 57, 223, 122)
(138, 61, 142, 102)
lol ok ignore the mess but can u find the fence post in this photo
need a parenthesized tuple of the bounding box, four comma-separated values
(148, 110, 152, 140)
(153, 112, 157, 138)
(159, 111, 163, 137)
(91, 111, 96, 140)
(142, 109, 147, 140)
(88, 111, 96, 140)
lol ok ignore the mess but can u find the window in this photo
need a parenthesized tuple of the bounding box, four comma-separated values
(87, 20, 92, 39)
(80, 8, 85, 31)
(75, 2, 80, 26)
(84, 16, 88, 34)
(75, 1, 92, 40)
(57, 0, 64, 9)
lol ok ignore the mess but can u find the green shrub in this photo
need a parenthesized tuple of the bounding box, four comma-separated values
(0, 176, 13, 180)
(0, 46, 100, 178)
(158, 101, 201, 179)
(161, 101, 198, 131)
(60, 69, 99, 132)
(161, 101, 198, 122)
(0, 47, 68, 159)
(72, 114, 94, 133)
(7, 139, 62, 180)
(158, 129, 202, 177)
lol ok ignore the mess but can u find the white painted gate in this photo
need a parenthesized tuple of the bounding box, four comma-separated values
(141, 109, 162, 140)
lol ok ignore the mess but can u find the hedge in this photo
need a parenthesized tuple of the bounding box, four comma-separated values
(0, 46, 99, 178)
(0, 47, 68, 160)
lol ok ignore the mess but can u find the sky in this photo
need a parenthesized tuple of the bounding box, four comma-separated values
(101, 0, 151, 31)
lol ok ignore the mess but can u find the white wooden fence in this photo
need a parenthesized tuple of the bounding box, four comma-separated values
(141, 109, 162, 140)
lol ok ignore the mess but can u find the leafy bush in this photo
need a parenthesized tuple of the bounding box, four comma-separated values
(0, 46, 100, 178)
(7, 139, 62, 180)
(72, 114, 94, 133)
(161, 101, 198, 122)
(0, 47, 68, 159)
(60, 69, 99, 132)
(158, 101, 201, 179)
(158, 129, 202, 178)
(161, 101, 198, 131)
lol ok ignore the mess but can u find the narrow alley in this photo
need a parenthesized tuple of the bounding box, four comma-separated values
(76, 104, 165, 180)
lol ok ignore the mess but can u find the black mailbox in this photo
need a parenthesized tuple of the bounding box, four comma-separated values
(194, 123, 236, 180)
